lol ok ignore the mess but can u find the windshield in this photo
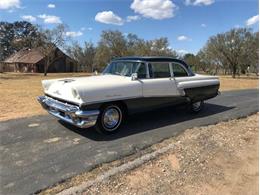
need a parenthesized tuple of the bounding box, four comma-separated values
(103, 61, 140, 76)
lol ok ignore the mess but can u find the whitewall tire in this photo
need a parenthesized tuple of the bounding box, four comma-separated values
(95, 104, 124, 134)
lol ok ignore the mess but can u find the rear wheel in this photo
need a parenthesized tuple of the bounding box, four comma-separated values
(95, 104, 124, 134)
(190, 100, 204, 113)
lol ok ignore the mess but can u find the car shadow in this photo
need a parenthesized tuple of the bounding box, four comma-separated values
(59, 102, 234, 141)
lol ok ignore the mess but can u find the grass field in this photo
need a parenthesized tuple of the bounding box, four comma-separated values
(0, 72, 258, 121)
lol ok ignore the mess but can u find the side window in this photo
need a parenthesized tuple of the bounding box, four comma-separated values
(149, 62, 171, 78)
(136, 63, 147, 79)
(172, 63, 188, 77)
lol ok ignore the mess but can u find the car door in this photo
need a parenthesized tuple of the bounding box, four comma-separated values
(139, 62, 179, 97)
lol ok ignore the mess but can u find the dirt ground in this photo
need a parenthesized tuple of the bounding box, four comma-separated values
(102, 114, 258, 195)
(86, 114, 259, 195)
(40, 113, 258, 195)
(0, 72, 258, 121)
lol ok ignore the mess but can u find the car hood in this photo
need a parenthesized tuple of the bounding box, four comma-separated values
(42, 74, 142, 105)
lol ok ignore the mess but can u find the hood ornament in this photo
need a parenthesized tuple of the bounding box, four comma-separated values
(60, 79, 74, 83)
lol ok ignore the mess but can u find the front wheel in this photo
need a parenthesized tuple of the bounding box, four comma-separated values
(190, 100, 204, 113)
(95, 104, 124, 134)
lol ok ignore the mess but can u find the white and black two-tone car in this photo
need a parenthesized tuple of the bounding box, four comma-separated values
(38, 57, 220, 134)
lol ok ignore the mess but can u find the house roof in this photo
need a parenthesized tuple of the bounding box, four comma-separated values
(3, 48, 45, 64)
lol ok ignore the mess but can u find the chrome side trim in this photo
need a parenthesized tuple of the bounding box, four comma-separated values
(37, 96, 99, 128)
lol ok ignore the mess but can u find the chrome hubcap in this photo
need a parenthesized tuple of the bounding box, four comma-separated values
(103, 107, 120, 129)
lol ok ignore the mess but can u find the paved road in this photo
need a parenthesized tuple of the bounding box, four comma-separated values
(0, 89, 258, 195)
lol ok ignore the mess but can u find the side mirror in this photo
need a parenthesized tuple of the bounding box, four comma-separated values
(131, 73, 138, 81)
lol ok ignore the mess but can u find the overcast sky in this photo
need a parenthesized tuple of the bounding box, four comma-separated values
(0, 0, 259, 54)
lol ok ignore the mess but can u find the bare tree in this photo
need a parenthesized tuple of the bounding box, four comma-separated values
(66, 41, 96, 72)
(37, 24, 67, 76)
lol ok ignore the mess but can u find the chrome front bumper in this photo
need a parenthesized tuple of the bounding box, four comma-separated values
(37, 96, 99, 128)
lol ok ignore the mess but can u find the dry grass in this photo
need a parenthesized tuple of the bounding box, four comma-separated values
(0, 73, 258, 121)
(0, 73, 89, 121)
(219, 75, 258, 91)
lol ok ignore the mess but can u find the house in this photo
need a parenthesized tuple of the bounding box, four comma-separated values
(1, 47, 77, 73)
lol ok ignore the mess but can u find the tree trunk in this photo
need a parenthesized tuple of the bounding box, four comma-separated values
(232, 65, 237, 78)
(214, 66, 219, 75)
(224, 68, 227, 75)
(44, 57, 49, 76)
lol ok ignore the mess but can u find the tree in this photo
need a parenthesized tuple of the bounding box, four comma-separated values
(66, 41, 96, 72)
(149, 38, 177, 57)
(198, 28, 257, 77)
(94, 30, 178, 69)
(197, 48, 224, 75)
(36, 24, 67, 76)
(11, 21, 41, 50)
(0, 21, 40, 60)
(126, 33, 148, 55)
(0, 22, 15, 60)
(94, 30, 127, 69)
(126, 35, 177, 57)
(241, 31, 259, 75)
(251, 32, 259, 75)
(183, 53, 201, 71)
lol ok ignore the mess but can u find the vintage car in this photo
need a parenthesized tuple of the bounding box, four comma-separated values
(38, 57, 220, 134)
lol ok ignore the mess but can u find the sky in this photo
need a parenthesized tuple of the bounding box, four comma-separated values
(0, 0, 259, 54)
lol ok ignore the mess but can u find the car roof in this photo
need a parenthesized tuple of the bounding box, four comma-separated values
(111, 56, 194, 75)
(112, 56, 186, 63)
(112, 56, 190, 69)
(112, 56, 188, 68)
